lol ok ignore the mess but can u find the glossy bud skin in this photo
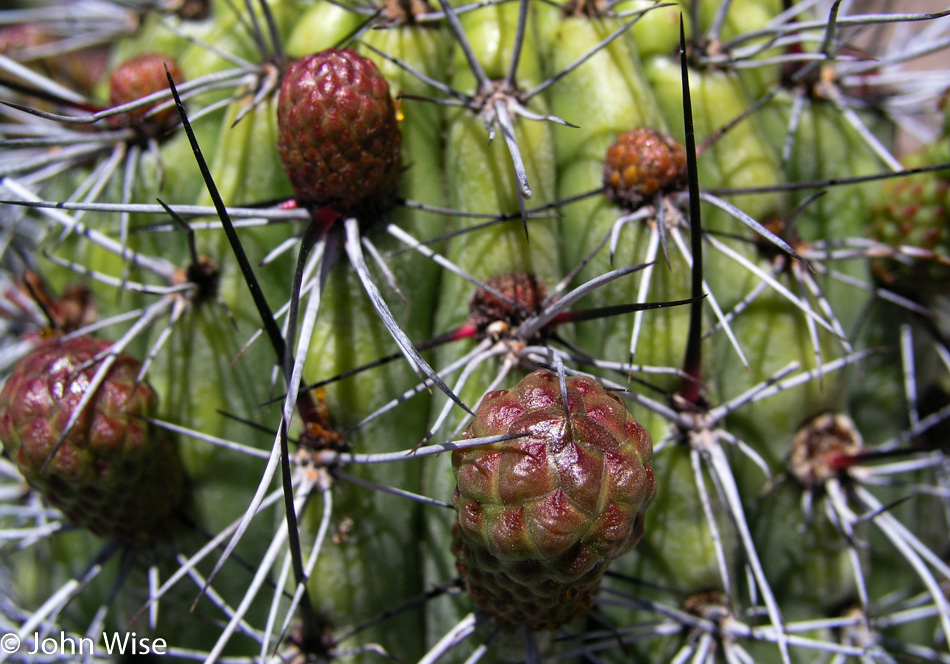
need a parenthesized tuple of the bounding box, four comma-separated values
(0, 335, 184, 544)
(452, 370, 655, 630)
(277, 49, 402, 217)
(604, 127, 687, 209)
(108, 53, 184, 134)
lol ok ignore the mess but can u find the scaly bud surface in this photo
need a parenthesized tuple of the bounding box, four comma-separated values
(277, 48, 402, 218)
(108, 52, 183, 134)
(604, 126, 687, 209)
(0, 335, 185, 544)
(467, 273, 548, 335)
(452, 370, 655, 630)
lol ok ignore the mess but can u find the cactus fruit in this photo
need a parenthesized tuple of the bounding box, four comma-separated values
(452, 369, 655, 631)
(1, 1, 949, 663)
(0, 334, 184, 544)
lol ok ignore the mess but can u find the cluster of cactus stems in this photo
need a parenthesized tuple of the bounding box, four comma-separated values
(0, 0, 949, 663)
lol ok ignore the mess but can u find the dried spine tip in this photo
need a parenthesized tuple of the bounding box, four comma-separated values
(789, 413, 862, 488)
(108, 53, 184, 134)
(468, 273, 548, 335)
(604, 127, 688, 209)
(277, 49, 402, 218)
(452, 370, 656, 630)
(0, 335, 186, 543)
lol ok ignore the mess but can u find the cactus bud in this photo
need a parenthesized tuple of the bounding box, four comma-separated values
(277, 48, 402, 218)
(0, 335, 186, 544)
(452, 370, 655, 630)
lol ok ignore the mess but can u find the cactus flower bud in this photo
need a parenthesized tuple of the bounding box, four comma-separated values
(277, 48, 402, 218)
(0, 335, 185, 544)
(604, 127, 687, 209)
(452, 370, 656, 630)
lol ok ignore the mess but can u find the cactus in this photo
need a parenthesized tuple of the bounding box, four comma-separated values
(0, 1, 949, 663)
